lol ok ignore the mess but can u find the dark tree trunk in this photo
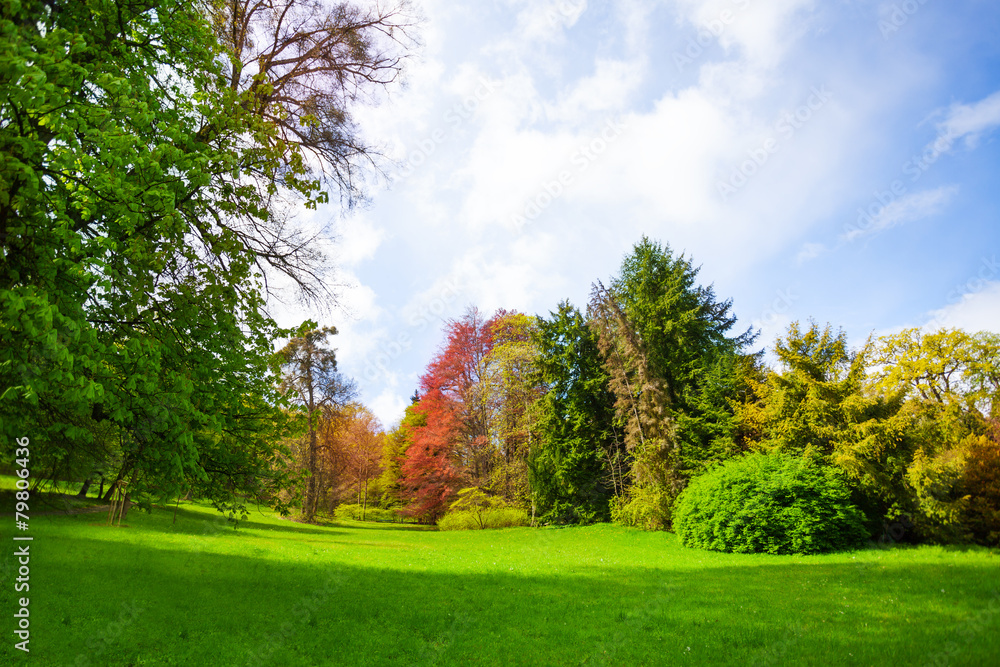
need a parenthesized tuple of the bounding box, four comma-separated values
(76, 477, 93, 498)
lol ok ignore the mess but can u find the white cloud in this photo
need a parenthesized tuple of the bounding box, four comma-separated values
(924, 281, 1000, 334)
(673, 0, 816, 69)
(934, 89, 1000, 151)
(843, 186, 958, 242)
(546, 58, 646, 123)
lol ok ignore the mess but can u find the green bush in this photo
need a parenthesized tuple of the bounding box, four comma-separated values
(673, 452, 868, 555)
(438, 507, 530, 531)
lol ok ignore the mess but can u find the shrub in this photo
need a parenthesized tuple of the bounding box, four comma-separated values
(334, 504, 409, 523)
(673, 452, 868, 555)
(438, 507, 529, 531)
(609, 485, 672, 530)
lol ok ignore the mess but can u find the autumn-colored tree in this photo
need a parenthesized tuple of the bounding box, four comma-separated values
(872, 328, 1000, 543)
(402, 307, 546, 520)
(401, 385, 463, 521)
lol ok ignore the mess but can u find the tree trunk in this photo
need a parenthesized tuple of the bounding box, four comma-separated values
(362, 478, 368, 521)
(76, 477, 93, 498)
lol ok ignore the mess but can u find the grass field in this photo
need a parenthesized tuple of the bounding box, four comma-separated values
(2, 483, 999, 666)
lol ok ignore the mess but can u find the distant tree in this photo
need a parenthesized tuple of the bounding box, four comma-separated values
(379, 401, 425, 508)
(275, 323, 355, 521)
(401, 383, 463, 522)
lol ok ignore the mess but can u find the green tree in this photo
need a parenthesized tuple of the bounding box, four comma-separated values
(275, 323, 354, 521)
(528, 301, 621, 524)
(590, 237, 756, 528)
(0, 0, 409, 516)
(738, 322, 913, 533)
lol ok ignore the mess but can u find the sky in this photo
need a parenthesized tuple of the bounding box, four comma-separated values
(273, 0, 1000, 429)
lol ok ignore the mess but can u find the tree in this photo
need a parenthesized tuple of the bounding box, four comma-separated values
(0, 0, 412, 518)
(529, 301, 621, 524)
(341, 403, 384, 518)
(379, 399, 424, 508)
(589, 237, 756, 528)
(737, 322, 913, 534)
(401, 383, 463, 522)
(211, 0, 416, 208)
(872, 328, 1000, 542)
(275, 323, 354, 521)
(479, 311, 542, 505)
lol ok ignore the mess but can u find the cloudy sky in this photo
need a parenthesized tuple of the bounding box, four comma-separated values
(276, 0, 1000, 428)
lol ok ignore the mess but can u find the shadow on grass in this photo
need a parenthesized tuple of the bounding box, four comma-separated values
(19, 521, 1000, 667)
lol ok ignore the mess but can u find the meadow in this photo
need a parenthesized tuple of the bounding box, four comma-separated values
(2, 484, 999, 666)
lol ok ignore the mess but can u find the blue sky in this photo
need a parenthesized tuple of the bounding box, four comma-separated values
(275, 0, 1000, 428)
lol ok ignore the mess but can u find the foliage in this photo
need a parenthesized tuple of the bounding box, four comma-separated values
(0, 0, 318, 516)
(437, 507, 529, 531)
(589, 237, 756, 528)
(872, 328, 1000, 543)
(275, 323, 355, 521)
(737, 322, 914, 531)
(674, 452, 869, 554)
(333, 503, 409, 523)
(529, 302, 621, 525)
(379, 400, 424, 507)
(478, 311, 542, 505)
(0, 0, 410, 520)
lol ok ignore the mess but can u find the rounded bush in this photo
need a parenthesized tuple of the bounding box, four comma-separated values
(673, 452, 868, 554)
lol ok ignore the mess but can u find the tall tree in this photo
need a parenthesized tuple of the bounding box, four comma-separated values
(589, 237, 756, 528)
(479, 311, 542, 505)
(275, 323, 354, 521)
(0, 0, 412, 516)
(529, 301, 621, 524)
(379, 398, 424, 508)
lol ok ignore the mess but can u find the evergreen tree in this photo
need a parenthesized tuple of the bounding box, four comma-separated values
(529, 302, 621, 524)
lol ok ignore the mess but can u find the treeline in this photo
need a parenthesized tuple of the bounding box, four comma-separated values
(374, 238, 999, 546)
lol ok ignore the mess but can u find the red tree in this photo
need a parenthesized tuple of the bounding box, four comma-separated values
(401, 307, 496, 520)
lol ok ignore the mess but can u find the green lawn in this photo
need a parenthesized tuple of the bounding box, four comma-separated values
(1, 488, 998, 666)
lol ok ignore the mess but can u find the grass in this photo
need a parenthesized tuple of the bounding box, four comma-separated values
(1, 479, 998, 666)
